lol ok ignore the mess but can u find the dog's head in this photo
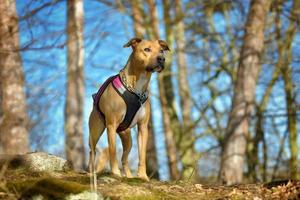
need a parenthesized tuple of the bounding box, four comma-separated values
(124, 38, 170, 73)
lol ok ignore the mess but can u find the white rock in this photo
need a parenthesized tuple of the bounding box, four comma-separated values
(65, 191, 103, 200)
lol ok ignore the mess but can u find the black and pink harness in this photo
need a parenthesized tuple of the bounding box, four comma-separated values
(92, 74, 148, 132)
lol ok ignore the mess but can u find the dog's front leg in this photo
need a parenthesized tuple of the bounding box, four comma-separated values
(137, 122, 149, 181)
(107, 124, 121, 176)
(119, 129, 133, 178)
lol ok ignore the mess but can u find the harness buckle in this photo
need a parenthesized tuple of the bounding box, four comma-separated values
(137, 91, 148, 104)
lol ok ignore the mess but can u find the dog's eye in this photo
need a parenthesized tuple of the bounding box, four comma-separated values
(144, 48, 151, 52)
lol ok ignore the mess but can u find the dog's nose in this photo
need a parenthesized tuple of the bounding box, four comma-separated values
(157, 56, 165, 63)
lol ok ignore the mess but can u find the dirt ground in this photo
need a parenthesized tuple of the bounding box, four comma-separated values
(1, 168, 300, 200)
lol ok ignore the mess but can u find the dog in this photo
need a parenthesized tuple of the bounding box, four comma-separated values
(88, 38, 169, 181)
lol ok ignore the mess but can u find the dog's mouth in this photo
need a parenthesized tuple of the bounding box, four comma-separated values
(146, 64, 165, 73)
(156, 65, 164, 73)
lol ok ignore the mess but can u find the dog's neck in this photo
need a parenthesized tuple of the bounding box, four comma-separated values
(121, 55, 152, 94)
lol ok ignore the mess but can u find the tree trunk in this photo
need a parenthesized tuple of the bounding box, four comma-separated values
(146, 0, 180, 180)
(283, 68, 298, 180)
(146, 108, 159, 179)
(247, 0, 299, 182)
(131, 0, 145, 38)
(130, 0, 160, 179)
(65, 0, 86, 170)
(158, 80, 180, 180)
(220, 0, 271, 185)
(0, 0, 29, 154)
(0, 73, 3, 154)
(146, 0, 160, 39)
(247, 54, 280, 182)
(280, 0, 299, 180)
(173, 0, 198, 180)
(246, 106, 264, 182)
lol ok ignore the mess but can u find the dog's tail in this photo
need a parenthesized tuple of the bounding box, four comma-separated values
(96, 147, 109, 173)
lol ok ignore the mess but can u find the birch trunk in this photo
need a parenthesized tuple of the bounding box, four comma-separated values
(220, 0, 271, 185)
(131, 0, 145, 38)
(65, 0, 86, 170)
(146, 109, 159, 179)
(0, 0, 29, 154)
(174, 0, 198, 180)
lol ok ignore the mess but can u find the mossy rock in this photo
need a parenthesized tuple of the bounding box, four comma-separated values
(0, 152, 71, 172)
(8, 177, 88, 199)
(65, 191, 103, 200)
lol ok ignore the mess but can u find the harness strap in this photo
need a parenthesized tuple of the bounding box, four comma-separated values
(92, 74, 148, 133)
(112, 76, 148, 132)
(92, 75, 117, 119)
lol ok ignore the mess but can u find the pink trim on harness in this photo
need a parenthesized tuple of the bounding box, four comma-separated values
(113, 76, 122, 88)
(112, 76, 126, 94)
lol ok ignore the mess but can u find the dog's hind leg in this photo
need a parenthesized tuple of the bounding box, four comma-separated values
(88, 107, 105, 174)
(119, 129, 133, 178)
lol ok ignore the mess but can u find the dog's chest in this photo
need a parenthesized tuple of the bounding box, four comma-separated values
(129, 104, 146, 128)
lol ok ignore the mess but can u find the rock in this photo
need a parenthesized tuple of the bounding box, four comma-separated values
(98, 175, 119, 184)
(30, 191, 104, 200)
(65, 191, 103, 200)
(0, 151, 71, 172)
(25, 152, 71, 171)
(32, 194, 44, 200)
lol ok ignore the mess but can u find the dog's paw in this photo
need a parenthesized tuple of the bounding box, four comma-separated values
(137, 174, 150, 182)
(112, 169, 122, 177)
(123, 167, 133, 178)
(124, 172, 133, 178)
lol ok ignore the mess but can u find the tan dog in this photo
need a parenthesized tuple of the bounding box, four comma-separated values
(88, 38, 169, 181)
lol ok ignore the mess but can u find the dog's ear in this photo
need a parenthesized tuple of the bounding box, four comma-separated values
(123, 37, 143, 48)
(158, 40, 170, 51)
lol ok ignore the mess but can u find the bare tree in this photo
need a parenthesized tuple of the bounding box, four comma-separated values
(280, 0, 299, 179)
(220, 0, 271, 185)
(0, 0, 29, 154)
(65, 0, 86, 170)
(131, 0, 145, 38)
(247, 0, 299, 181)
(173, 0, 198, 180)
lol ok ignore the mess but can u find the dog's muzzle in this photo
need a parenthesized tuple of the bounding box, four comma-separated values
(146, 56, 165, 73)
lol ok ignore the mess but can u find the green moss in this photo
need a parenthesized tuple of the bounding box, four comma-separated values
(122, 177, 146, 185)
(124, 196, 159, 200)
(124, 192, 182, 200)
(0, 187, 6, 193)
(8, 177, 88, 199)
(3, 168, 276, 200)
(64, 175, 91, 185)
